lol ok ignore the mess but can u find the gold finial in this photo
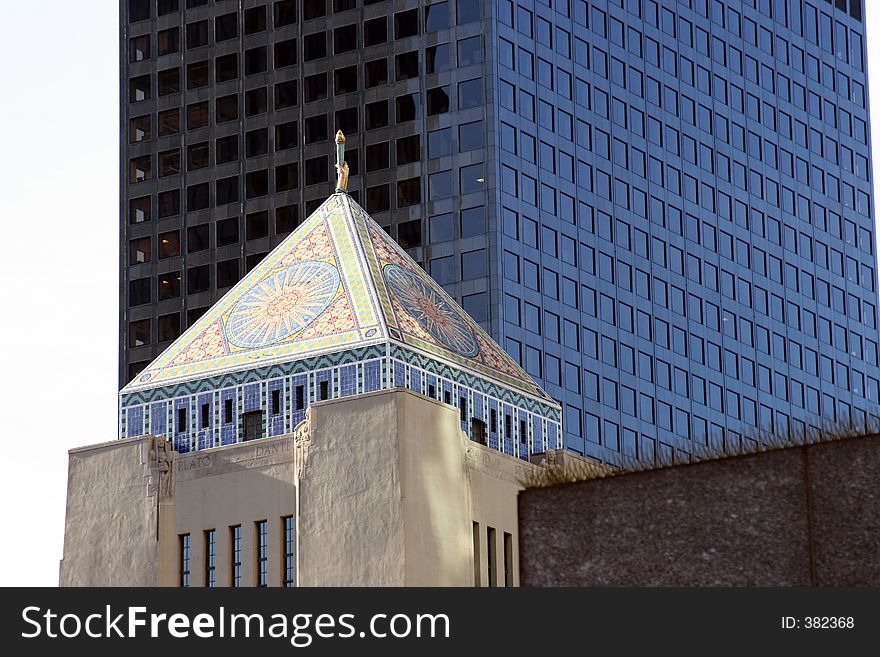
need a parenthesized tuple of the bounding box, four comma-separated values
(335, 130, 349, 193)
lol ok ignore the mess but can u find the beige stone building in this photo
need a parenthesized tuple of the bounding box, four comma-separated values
(61, 388, 590, 587)
(62, 145, 597, 586)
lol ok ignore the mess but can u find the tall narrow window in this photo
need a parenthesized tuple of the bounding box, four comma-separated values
(486, 526, 497, 587)
(256, 520, 268, 587)
(283, 516, 296, 587)
(230, 525, 242, 587)
(271, 389, 281, 415)
(319, 380, 329, 400)
(472, 521, 481, 586)
(295, 385, 305, 410)
(503, 532, 513, 587)
(179, 534, 191, 587)
(201, 403, 210, 428)
(224, 399, 233, 424)
(205, 529, 216, 587)
(459, 396, 467, 422)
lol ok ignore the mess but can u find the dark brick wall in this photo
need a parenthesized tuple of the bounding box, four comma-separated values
(518, 436, 880, 587)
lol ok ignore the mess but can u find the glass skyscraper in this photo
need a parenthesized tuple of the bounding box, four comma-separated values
(121, 0, 879, 466)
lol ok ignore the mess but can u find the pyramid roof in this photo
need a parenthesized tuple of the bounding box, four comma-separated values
(123, 192, 554, 405)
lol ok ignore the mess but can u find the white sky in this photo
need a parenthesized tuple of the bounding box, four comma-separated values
(1, 1, 880, 586)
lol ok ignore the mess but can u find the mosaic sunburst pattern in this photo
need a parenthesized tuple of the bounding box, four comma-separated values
(382, 264, 480, 358)
(225, 261, 340, 349)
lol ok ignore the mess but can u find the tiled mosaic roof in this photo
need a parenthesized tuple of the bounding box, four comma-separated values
(123, 193, 553, 403)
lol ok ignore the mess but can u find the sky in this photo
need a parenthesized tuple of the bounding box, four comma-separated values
(1, 1, 880, 587)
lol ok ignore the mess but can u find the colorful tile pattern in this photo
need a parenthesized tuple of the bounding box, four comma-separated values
(119, 191, 562, 460)
(122, 192, 550, 406)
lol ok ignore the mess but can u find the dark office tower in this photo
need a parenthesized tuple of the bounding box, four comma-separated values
(121, 0, 880, 466)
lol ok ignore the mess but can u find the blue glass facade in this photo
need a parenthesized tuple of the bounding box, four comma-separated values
(488, 0, 880, 464)
(121, 0, 878, 468)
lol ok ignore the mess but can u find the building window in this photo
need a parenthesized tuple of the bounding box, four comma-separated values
(159, 230, 180, 258)
(396, 51, 419, 80)
(295, 385, 305, 410)
(218, 217, 239, 246)
(129, 319, 151, 347)
(426, 43, 450, 73)
(427, 87, 450, 115)
(319, 380, 329, 400)
(245, 6, 266, 34)
(215, 12, 237, 41)
(217, 258, 239, 289)
(128, 0, 150, 22)
(366, 185, 390, 213)
(129, 75, 150, 102)
(274, 0, 297, 27)
(397, 178, 421, 207)
(223, 398, 234, 424)
(304, 32, 326, 61)
(129, 35, 149, 63)
(129, 155, 151, 183)
(186, 20, 209, 49)
(397, 219, 421, 249)
(158, 148, 181, 177)
(503, 532, 513, 587)
(395, 9, 419, 38)
(396, 135, 420, 165)
(472, 522, 480, 586)
(425, 2, 449, 32)
(158, 108, 179, 135)
(187, 142, 209, 170)
(256, 520, 268, 587)
(364, 16, 387, 46)
(200, 403, 210, 428)
(128, 278, 151, 307)
(456, 0, 479, 25)
(243, 411, 262, 441)
(216, 94, 238, 123)
(246, 128, 269, 157)
(486, 526, 497, 587)
(364, 58, 388, 88)
(187, 61, 210, 90)
(158, 313, 180, 342)
(128, 114, 152, 144)
(187, 101, 209, 129)
(157, 0, 178, 16)
(472, 418, 487, 445)
(216, 53, 237, 82)
(158, 67, 180, 96)
(396, 93, 420, 122)
(365, 100, 389, 129)
(179, 534, 191, 587)
(187, 264, 210, 294)
(245, 46, 267, 74)
(129, 237, 151, 264)
(158, 190, 180, 218)
(334, 66, 358, 95)
(158, 27, 179, 55)
(271, 389, 281, 415)
(276, 204, 300, 233)
(129, 196, 150, 224)
(205, 529, 216, 587)
(283, 516, 296, 587)
(230, 525, 242, 587)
